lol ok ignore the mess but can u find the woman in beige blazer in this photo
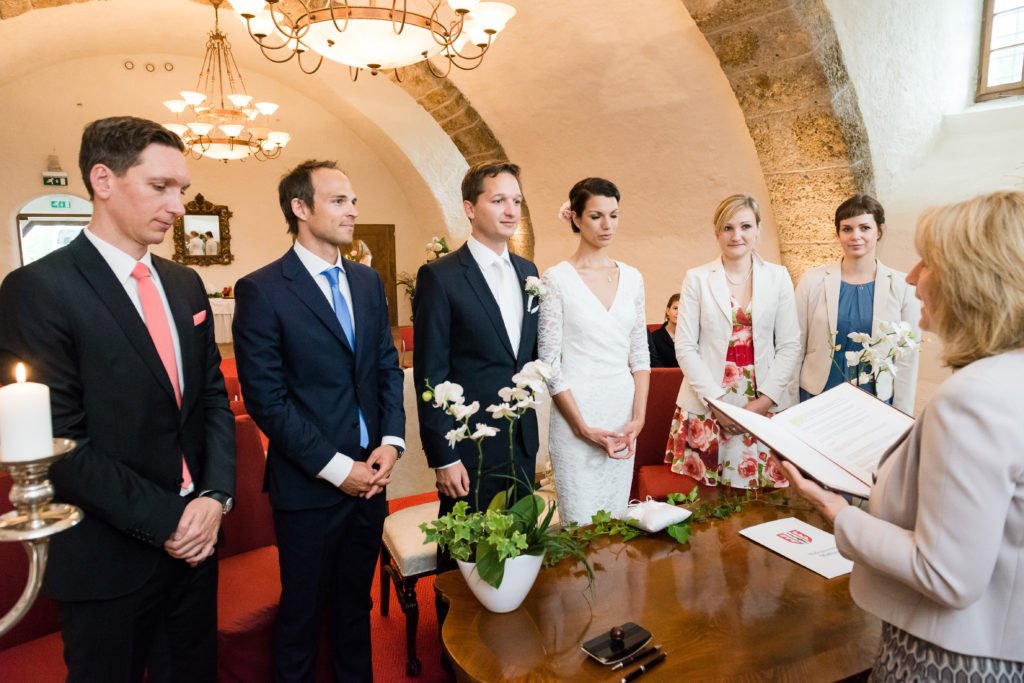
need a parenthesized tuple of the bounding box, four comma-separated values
(665, 194, 801, 489)
(781, 191, 1024, 678)
(795, 195, 921, 414)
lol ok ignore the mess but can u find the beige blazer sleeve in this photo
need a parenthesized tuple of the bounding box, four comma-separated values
(832, 350, 1024, 660)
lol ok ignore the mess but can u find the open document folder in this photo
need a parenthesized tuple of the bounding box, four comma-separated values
(707, 382, 914, 498)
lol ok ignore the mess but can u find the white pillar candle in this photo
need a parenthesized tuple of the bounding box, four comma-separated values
(0, 363, 53, 462)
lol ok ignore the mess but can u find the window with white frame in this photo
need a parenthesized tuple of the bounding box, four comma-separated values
(978, 0, 1024, 101)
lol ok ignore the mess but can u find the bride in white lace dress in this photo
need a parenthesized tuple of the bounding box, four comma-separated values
(539, 178, 651, 525)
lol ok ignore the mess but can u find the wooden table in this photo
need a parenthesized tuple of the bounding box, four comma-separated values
(436, 499, 880, 682)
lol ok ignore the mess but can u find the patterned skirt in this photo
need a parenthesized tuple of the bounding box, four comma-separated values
(869, 622, 1024, 682)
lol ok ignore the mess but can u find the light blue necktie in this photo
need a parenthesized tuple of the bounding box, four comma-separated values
(323, 266, 369, 449)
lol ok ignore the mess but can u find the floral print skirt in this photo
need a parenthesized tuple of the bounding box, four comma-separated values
(665, 406, 786, 489)
(665, 300, 787, 489)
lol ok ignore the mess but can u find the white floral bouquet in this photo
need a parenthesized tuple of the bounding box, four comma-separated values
(426, 236, 450, 260)
(424, 360, 552, 509)
(839, 321, 920, 402)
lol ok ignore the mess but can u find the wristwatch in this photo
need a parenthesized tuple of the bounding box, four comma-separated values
(202, 490, 234, 515)
(392, 444, 405, 459)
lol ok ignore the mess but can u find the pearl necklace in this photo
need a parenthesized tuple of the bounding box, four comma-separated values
(724, 266, 752, 286)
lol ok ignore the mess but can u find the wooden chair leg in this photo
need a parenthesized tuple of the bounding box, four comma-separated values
(400, 577, 422, 676)
(379, 545, 391, 617)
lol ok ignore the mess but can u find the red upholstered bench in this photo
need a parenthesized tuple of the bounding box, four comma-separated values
(0, 415, 284, 683)
(632, 368, 698, 501)
(216, 414, 281, 683)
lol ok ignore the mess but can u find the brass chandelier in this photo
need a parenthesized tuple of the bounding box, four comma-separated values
(228, 0, 516, 78)
(163, 0, 291, 162)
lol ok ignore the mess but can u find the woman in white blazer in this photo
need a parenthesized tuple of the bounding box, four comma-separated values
(781, 191, 1024, 678)
(665, 194, 801, 489)
(795, 194, 921, 413)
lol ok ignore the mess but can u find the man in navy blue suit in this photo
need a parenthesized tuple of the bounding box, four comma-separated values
(232, 160, 404, 683)
(413, 161, 539, 519)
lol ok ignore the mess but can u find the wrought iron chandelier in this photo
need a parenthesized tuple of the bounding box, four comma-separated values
(228, 0, 516, 79)
(163, 0, 291, 162)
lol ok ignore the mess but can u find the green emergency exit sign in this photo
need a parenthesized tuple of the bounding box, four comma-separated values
(50, 200, 72, 209)
(43, 174, 68, 187)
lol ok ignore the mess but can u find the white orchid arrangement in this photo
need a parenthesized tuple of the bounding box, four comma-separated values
(426, 235, 450, 260)
(834, 320, 920, 402)
(420, 360, 592, 589)
(424, 360, 552, 508)
(524, 275, 547, 314)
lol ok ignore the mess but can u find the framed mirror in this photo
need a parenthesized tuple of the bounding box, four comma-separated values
(172, 193, 234, 266)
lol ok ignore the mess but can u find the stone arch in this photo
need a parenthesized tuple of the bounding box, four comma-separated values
(1, 0, 871, 270)
(681, 0, 874, 277)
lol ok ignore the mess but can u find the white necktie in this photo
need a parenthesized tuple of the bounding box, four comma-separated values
(494, 259, 522, 356)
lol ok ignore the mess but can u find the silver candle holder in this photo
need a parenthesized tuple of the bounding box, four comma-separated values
(0, 438, 81, 637)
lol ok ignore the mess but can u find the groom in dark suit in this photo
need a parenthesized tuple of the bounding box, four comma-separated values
(413, 161, 539, 519)
(232, 160, 404, 683)
(0, 116, 235, 683)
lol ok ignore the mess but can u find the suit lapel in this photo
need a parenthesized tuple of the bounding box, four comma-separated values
(825, 260, 842, 336)
(282, 250, 353, 354)
(152, 257, 200, 421)
(68, 235, 179, 407)
(708, 260, 732, 322)
(457, 244, 515, 359)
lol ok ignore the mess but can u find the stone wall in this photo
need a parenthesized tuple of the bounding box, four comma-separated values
(682, 0, 874, 279)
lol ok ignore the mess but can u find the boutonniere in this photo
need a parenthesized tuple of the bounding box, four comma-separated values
(524, 276, 547, 314)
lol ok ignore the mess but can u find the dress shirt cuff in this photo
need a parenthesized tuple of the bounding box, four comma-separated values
(381, 436, 406, 455)
(317, 453, 355, 487)
(435, 460, 462, 470)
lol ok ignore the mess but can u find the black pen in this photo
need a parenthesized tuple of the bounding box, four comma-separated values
(620, 652, 667, 683)
(611, 644, 662, 671)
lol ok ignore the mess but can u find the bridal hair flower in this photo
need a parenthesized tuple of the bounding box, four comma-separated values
(557, 200, 572, 223)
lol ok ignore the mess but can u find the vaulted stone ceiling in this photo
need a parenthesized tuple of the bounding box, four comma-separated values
(0, 0, 872, 276)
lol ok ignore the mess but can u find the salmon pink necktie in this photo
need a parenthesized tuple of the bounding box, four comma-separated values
(131, 262, 193, 492)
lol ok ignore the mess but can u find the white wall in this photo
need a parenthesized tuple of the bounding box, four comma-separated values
(0, 54, 429, 321)
(825, 0, 1024, 410)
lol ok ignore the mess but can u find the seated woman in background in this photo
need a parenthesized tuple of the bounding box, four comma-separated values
(665, 194, 801, 489)
(779, 190, 1024, 679)
(795, 194, 921, 413)
(649, 293, 680, 368)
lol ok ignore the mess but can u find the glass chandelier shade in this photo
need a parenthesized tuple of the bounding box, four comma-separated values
(163, 0, 290, 162)
(229, 0, 516, 78)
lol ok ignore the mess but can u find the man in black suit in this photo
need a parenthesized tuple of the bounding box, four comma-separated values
(413, 161, 539, 519)
(0, 116, 236, 683)
(232, 160, 404, 683)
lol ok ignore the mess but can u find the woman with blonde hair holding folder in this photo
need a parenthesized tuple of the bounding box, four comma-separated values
(795, 194, 920, 413)
(664, 194, 801, 489)
(780, 190, 1024, 679)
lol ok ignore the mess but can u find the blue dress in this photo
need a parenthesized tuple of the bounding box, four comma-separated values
(800, 281, 876, 401)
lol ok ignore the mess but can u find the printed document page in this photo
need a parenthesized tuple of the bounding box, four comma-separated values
(740, 517, 853, 578)
(707, 383, 913, 497)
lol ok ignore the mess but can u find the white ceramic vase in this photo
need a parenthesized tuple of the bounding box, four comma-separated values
(457, 553, 544, 613)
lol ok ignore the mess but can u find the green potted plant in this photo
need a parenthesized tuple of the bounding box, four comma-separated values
(419, 361, 588, 612)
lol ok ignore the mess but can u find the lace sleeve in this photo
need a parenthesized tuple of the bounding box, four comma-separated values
(537, 271, 570, 395)
(629, 272, 651, 373)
